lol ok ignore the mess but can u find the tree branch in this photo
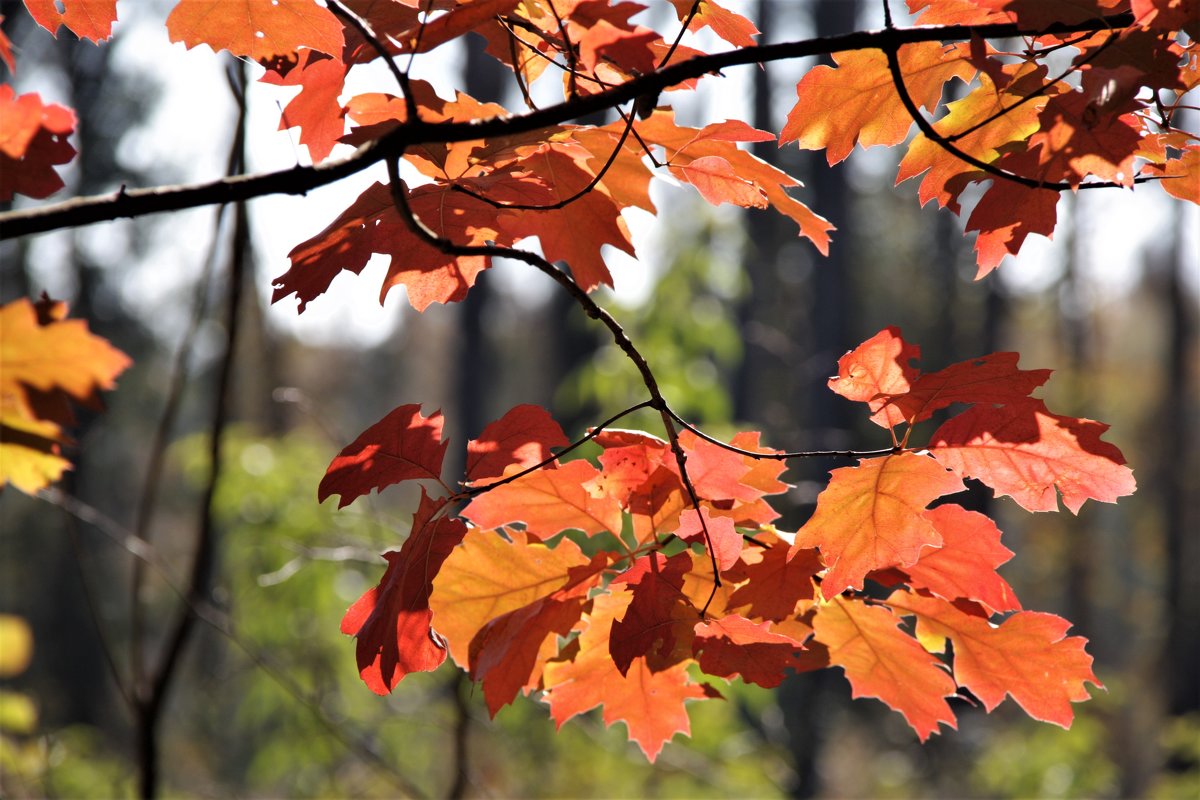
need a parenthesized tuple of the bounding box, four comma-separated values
(0, 12, 1135, 240)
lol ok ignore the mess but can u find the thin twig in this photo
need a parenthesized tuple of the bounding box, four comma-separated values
(460, 400, 656, 496)
(327, 0, 418, 121)
(665, 406, 903, 461)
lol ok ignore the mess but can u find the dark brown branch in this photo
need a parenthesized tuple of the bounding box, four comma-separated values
(0, 12, 1136, 240)
(880, 20, 1147, 192)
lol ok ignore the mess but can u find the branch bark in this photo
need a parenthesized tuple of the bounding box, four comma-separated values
(0, 13, 1134, 240)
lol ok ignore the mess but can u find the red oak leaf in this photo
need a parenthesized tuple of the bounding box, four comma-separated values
(542, 590, 708, 762)
(667, 0, 758, 47)
(887, 590, 1103, 727)
(794, 453, 966, 598)
(726, 544, 822, 622)
(261, 50, 347, 162)
(340, 491, 467, 694)
(782, 42, 974, 165)
(468, 553, 606, 715)
(595, 444, 655, 507)
(317, 404, 448, 508)
(900, 504, 1021, 614)
(462, 459, 623, 537)
(827, 325, 920, 408)
(272, 181, 494, 313)
(610, 552, 697, 674)
(1028, 91, 1143, 187)
(692, 614, 807, 688)
(965, 175, 1060, 277)
(897, 63, 1051, 213)
(930, 398, 1136, 513)
(466, 404, 570, 485)
(167, 0, 344, 60)
(870, 351, 1052, 429)
(430, 530, 598, 666)
(677, 155, 768, 208)
(676, 507, 743, 572)
(23, 0, 117, 42)
(0, 87, 76, 201)
(813, 595, 958, 741)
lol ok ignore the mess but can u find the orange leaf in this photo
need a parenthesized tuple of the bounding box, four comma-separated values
(462, 459, 623, 537)
(273, 181, 495, 313)
(886, 590, 1103, 728)
(667, 0, 759, 47)
(261, 50, 347, 163)
(0, 86, 76, 201)
(827, 325, 920, 409)
(23, 0, 117, 42)
(897, 63, 1051, 213)
(930, 399, 1136, 513)
(542, 591, 708, 762)
(783, 42, 974, 165)
(317, 404, 448, 508)
(0, 297, 130, 494)
(340, 491, 467, 694)
(795, 453, 966, 598)
(430, 529, 599, 667)
(167, 0, 344, 60)
(900, 504, 1021, 614)
(676, 155, 768, 208)
(813, 595, 958, 741)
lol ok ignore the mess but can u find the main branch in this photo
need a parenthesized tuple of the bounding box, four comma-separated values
(0, 12, 1133, 240)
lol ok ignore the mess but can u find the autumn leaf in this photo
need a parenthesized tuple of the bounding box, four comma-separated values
(317, 404, 448, 508)
(886, 590, 1103, 727)
(23, 0, 117, 42)
(930, 398, 1136, 513)
(609, 552, 697, 674)
(965, 174, 1061, 277)
(827, 325, 920, 410)
(782, 42, 974, 165)
(466, 404, 570, 485)
(462, 459, 623, 538)
(466, 547, 607, 715)
(692, 614, 808, 688)
(0, 86, 76, 201)
(676, 155, 768, 208)
(167, 0, 344, 61)
(676, 507, 743, 573)
(667, 0, 759, 47)
(726, 543, 822, 622)
(260, 50, 347, 163)
(899, 504, 1021, 614)
(429, 529, 598, 666)
(340, 491, 466, 694)
(542, 590, 708, 762)
(813, 595, 958, 741)
(794, 452, 966, 598)
(0, 297, 130, 493)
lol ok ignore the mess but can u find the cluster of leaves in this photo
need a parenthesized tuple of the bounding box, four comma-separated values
(0, 0, 1194, 763)
(0, 297, 130, 494)
(321, 329, 1132, 758)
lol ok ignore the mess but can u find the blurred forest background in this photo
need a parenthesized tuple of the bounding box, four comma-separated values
(1, 0, 1197, 797)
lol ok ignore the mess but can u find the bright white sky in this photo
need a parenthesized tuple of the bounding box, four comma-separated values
(18, 1, 1198, 349)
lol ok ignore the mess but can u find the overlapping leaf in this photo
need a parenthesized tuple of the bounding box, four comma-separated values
(0, 86, 76, 201)
(317, 404, 448, 508)
(340, 491, 467, 694)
